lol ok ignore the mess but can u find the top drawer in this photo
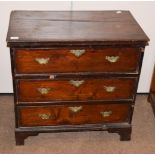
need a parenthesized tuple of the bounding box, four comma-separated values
(15, 48, 141, 74)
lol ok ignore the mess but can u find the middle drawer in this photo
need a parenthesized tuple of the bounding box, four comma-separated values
(17, 78, 137, 102)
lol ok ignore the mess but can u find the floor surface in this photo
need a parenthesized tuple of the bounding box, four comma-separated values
(0, 95, 155, 153)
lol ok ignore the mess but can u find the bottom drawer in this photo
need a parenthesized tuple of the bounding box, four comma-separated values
(18, 104, 131, 127)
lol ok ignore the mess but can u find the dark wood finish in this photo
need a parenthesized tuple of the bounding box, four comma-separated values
(148, 94, 155, 116)
(108, 126, 132, 141)
(7, 11, 149, 145)
(18, 78, 136, 102)
(18, 103, 130, 127)
(15, 123, 131, 145)
(7, 11, 149, 48)
(148, 65, 155, 117)
(15, 132, 38, 145)
(15, 48, 140, 74)
(150, 66, 155, 93)
(148, 65, 155, 103)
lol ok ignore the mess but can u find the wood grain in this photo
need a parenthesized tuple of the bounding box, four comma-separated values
(7, 11, 149, 48)
(18, 103, 130, 127)
(15, 48, 140, 74)
(7, 11, 149, 144)
(18, 78, 136, 102)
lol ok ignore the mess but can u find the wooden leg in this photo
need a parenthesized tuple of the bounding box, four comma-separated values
(148, 93, 151, 103)
(15, 132, 25, 145)
(119, 128, 131, 141)
(15, 132, 38, 145)
(108, 127, 131, 141)
(148, 94, 155, 118)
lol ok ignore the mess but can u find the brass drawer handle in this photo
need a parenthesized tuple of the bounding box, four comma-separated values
(37, 88, 51, 95)
(38, 113, 51, 120)
(35, 57, 50, 64)
(104, 86, 116, 93)
(100, 111, 112, 118)
(69, 80, 85, 87)
(70, 49, 86, 57)
(105, 56, 119, 63)
(69, 106, 83, 113)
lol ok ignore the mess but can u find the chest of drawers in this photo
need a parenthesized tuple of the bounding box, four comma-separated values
(6, 11, 149, 145)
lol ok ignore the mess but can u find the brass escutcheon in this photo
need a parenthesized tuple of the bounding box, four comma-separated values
(69, 106, 83, 113)
(37, 88, 51, 95)
(35, 57, 50, 64)
(38, 113, 51, 120)
(70, 49, 86, 57)
(69, 80, 85, 87)
(105, 56, 119, 63)
(104, 86, 116, 93)
(100, 111, 112, 117)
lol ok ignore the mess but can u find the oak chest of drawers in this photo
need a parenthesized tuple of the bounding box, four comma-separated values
(6, 11, 149, 145)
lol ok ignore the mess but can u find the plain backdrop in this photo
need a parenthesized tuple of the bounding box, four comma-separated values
(0, 1, 154, 93)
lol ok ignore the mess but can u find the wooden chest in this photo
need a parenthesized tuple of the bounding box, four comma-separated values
(6, 11, 149, 145)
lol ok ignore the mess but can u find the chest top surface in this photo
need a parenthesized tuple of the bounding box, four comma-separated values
(6, 11, 149, 47)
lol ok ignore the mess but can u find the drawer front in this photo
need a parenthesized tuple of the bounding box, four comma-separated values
(18, 104, 130, 127)
(18, 78, 136, 102)
(15, 48, 140, 74)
